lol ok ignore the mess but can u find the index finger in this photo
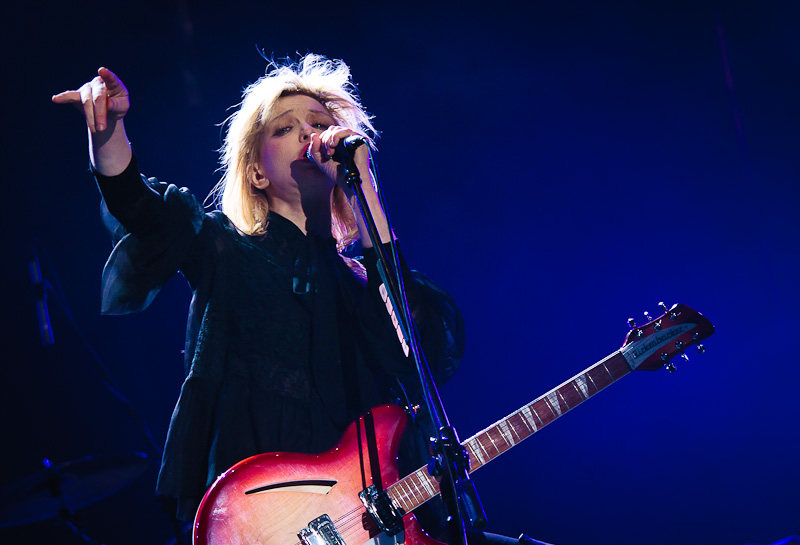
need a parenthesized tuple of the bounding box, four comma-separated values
(51, 90, 81, 104)
(98, 67, 123, 93)
(322, 126, 351, 157)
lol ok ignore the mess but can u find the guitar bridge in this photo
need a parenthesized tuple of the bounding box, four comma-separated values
(298, 514, 345, 545)
(359, 485, 404, 536)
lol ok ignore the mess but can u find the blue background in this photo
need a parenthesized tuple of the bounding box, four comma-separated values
(2, 1, 798, 544)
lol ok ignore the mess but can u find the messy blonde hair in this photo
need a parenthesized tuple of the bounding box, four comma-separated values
(211, 54, 377, 250)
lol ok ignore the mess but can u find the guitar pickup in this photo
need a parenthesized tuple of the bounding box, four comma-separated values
(298, 514, 345, 545)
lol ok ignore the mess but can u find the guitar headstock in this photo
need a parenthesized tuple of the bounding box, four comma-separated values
(621, 303, 715, 372)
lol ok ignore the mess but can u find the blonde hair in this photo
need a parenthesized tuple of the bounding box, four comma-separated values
(211, 54, 377, 250)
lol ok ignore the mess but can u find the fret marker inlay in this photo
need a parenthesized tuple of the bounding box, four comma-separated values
(545, 391, 562, 416)
(575, 375, 589, 398)
(521, 406, 538, 431)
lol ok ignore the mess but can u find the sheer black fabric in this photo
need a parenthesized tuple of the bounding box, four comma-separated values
(95, 157, 464, 521)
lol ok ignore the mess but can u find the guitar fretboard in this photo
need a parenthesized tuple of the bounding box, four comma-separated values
(386, 350, 632, 515)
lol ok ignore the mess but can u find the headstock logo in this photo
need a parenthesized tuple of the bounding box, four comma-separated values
(622, 324, 695, 370)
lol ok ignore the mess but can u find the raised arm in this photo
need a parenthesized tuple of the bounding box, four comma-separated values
(52, 67, 132, 176)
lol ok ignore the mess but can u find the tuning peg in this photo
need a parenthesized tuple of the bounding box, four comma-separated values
(628, 318, 644, 337)
(680, 353, 690, 363)
(644, 311, 654, 322)
(658, 302, 669, 313)
(696, 344, 706, 354)
(666, 362, 676, 373)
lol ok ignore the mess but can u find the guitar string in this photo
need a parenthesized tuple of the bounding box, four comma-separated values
(286, 504, 366, 545)
(288, 475, 420, 542)
(325, 480, 419, 539)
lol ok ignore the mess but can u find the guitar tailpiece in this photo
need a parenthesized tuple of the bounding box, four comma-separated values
(298, 514, 346, 545)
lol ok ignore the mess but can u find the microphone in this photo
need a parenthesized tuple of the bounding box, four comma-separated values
(331, 134, 367, 161)
(29, 247, 54, 345)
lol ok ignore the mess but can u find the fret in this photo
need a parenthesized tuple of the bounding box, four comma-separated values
(405, 477, 419, 505)
(498, 420, 515, 447)
(411, 477, 424, 504)
(607, 353, 634, 379)
(398, 475, 416, 510)
(600, 360, 616, 381)
(539, 398, 557, 422)
(486, 429, 499, 454)
(587, 361, 615, 390)
(476, 436, 490, 459)
(408, 475, 424, 504)
(559, 382, 583, 408)
(424, 474, 438, 498)
(572, 375, 589, 400)
(395, 479, 409, 508)
(402, 478, 416, 505)
(496, 426, 508, 449)
(418, 470, 436, 497)
(556, 388, 571, 410)
(504, 415, 520, 443)
(402, 476, 415, 505)
(402, 476, 417, 509)
(389, 468, 439, 515)
(531, 404, 545, 426)
(586, 371, 599, 392)
(507, 414, 525, 440)
(544, 391, 561, 417)
(520, 405, 537, 431)
(389, 482, 409, 514)
(508, 418, 521, 442)
(468, 438, 486, 466)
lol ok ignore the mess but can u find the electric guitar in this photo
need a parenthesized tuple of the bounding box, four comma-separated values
(193, 303, 714, 545)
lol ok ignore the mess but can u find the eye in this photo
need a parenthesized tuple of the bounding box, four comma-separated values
(312, 122, 330, 130)
(273, 126, 292, 136)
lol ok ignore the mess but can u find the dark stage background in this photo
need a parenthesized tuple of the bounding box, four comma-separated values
(2, 1, 798, 544)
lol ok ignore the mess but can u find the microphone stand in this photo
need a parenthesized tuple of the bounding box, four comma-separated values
(338, 149, 486, 545)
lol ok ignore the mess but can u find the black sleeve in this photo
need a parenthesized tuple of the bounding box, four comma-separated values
(94, 155, 205, 314)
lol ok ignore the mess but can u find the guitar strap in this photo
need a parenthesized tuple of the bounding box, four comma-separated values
(356, 418, 367, 490)
(363, 410, 384, 492)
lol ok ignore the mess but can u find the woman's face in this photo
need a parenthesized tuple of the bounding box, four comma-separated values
(254, 94, 336, 199)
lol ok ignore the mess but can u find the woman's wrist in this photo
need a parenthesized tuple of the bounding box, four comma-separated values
(90, 117, 132, 177)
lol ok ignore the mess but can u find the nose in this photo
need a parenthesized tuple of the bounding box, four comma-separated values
(299, 122, 312, 141)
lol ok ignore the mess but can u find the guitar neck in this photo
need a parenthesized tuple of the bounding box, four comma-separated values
(387, 350, 632, 515)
